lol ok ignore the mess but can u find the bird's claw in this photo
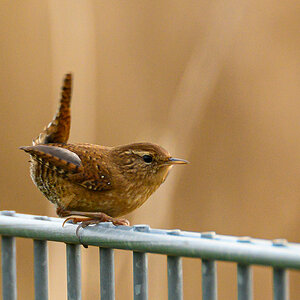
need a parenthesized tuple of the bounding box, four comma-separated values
(112, 218, 130, 226)
(62, 216, 80, 227)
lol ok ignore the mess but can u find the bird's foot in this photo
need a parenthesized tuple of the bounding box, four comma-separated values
(62, 211, 130, 227)
(62, 216, 94, 227)
(61, 211, 130, 248)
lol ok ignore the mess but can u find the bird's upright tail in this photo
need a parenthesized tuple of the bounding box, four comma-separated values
(33, 73, 72, 145)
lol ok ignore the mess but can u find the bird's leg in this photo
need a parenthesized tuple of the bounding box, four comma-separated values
(57, 208, 130, 227)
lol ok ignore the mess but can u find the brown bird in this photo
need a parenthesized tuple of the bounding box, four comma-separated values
(20, 74, 188, 232)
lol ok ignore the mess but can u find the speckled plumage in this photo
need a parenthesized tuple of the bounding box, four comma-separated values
(20, 74, 187, 225)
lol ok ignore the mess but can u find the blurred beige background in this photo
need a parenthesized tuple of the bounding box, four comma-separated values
(0, 0, 300, 299)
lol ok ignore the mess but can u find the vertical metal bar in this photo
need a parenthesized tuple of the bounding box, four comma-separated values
(237, 264, 253, 300)
(133, 251, 148, 300)
(273, 268, 289, 300)
(34, 240, 48, 300)
(167, 256, 183, 300)
(100, 247, 115, 300)
(66, 244, 81, 300)
(202, 259, 217, 300)
(1, 236, 17, 300)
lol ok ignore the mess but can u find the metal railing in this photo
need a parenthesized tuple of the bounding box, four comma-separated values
(0, 210, 299, 300)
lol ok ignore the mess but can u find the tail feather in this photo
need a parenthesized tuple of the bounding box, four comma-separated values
(33, 73, 72, 145)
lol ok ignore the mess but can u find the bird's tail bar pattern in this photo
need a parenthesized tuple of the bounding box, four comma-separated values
(33, 73, 72, 146)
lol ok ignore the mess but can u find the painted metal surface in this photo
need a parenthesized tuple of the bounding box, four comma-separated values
(100, 247, 115, 300)
(237, 264, 253, 300)
(167, 256, 183, 300)
(66, 244, 81, 300)
(1, 236, 17, 300)
(34, 240, 49, 300)
(0, 211, 297, 300)
(202, 259, 217, 300)
(133, 251, 148, 300)
(0, 212, 299, 269)
(273, 268, 289, 300)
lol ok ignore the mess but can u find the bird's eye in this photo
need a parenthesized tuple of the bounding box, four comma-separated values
(142, 155, 153, 163)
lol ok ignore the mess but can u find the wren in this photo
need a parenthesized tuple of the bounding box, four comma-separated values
(20, 74, 188, 233)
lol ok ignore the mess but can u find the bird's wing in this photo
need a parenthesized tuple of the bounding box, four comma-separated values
(20, 144, 112, 191)
(20, 145, 82, 173)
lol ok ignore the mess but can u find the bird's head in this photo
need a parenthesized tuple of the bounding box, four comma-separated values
(110, 142, 188, 186)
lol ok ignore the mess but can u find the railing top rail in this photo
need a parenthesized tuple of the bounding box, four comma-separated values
(0, 211, 300, 269)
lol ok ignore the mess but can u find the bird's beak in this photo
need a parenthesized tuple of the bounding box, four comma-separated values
(167, 157, 189, 165)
